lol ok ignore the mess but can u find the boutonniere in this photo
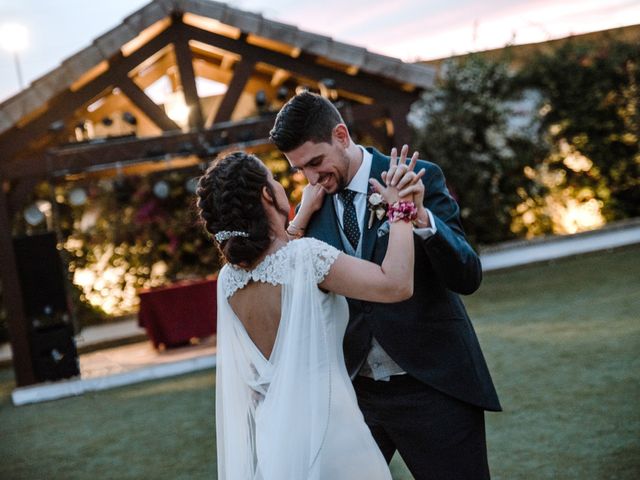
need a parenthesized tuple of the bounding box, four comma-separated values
(367, 192, 387, 229)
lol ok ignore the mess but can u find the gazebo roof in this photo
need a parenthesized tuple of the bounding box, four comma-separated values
(0, 0, 436, 136)
(0, 0, 438, 389)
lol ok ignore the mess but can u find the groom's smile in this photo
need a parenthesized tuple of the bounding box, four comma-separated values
(284, 131, 357, 194)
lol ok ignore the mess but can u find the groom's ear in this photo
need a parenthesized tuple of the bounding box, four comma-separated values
(333, 123, 350, 148)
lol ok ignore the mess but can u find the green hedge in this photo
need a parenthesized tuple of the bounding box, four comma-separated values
(410, 37, 639, 245)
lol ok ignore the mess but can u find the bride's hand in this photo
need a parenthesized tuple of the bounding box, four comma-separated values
(300, 183, 325, 214)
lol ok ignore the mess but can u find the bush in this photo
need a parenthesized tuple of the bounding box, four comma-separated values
(410, 36, 640, 244)
(519, 38, 640, 224)
(409, 54, 549, 245)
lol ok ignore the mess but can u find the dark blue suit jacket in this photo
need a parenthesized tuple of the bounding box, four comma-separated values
(305, 147, 501, 411)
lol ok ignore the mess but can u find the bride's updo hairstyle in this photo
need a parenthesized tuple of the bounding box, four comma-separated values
(196, 152, 274, 267)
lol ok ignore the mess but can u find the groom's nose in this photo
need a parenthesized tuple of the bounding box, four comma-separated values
(304, 169, 319, 185)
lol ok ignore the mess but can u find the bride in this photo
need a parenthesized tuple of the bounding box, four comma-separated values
(196, 147, 422, 480)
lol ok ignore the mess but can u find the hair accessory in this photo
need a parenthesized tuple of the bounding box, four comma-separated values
(387, 201, 418, 223)
(214, 230, 250, 243)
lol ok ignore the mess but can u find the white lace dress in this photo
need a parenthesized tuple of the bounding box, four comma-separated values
(215, 237, 392, 480)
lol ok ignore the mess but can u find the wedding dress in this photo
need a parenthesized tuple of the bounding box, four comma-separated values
(215, 237, 392, 480)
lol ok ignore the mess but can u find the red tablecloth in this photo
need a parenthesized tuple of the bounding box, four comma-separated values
(138, 278, 217, 349)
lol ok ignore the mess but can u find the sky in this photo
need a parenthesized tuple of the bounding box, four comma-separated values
(0, 0, 638, 101)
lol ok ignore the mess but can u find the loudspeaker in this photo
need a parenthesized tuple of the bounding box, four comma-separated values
(12, 232, 79, 381)
(13, 232, 69, 324)
(29, 323, 80, 381)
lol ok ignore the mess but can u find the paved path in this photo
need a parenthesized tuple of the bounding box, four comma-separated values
(11, 338, 216, 405)
(479, 218, 640, 271)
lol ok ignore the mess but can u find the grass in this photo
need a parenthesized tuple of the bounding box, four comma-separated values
(1, 246, 639, 479)
(0, 369, 217, 479)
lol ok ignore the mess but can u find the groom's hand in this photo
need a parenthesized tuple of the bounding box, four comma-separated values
(370, 146, 406, 204)
(381, 145, 425, 204)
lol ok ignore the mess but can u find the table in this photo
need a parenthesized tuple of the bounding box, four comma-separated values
(138, 277, 217, 349)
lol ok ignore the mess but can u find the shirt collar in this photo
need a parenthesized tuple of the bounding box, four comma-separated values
(345, 145, 372, 195)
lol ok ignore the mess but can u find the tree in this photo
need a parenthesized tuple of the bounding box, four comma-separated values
(409, 54, 549, 245)
(520, 38, 640, 224)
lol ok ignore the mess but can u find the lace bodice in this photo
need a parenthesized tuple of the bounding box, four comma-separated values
(219, 237, 340, 298)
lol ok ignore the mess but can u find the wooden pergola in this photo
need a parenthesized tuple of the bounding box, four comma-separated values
(0, 0, 436, 386)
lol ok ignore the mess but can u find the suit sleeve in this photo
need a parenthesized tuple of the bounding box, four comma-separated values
(417, 162, 482, 294)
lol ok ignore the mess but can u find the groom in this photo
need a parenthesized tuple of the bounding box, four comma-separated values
(270, 91, 501, 479)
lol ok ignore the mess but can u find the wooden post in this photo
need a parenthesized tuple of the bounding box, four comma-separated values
(0, 181, 37, 386)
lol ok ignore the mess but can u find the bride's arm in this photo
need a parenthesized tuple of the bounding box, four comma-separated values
(320, 221, 414, 303)
(286, 184, 325, 239)
(319, 146, 423, 304)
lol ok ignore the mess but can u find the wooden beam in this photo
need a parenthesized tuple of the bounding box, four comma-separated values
(212, 58, 256, 124)
(172, 20, 205, 129)
(117, 75, 179, 131)
(182, 24, 418, 106)
(0, 28, 174, 164)
(129, 51, 175, 90)
(0, 115, 278, 180)
(0, 185, 37, 386)
(345, 103, 389, 124)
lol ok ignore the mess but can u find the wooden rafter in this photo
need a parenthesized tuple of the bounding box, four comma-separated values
(0, 29, 175, 163)
(182, 24, 418, 105)
(212, 58, 256, 124)
(117, 75, 179, 131)
(172, 18, 205, 129)
(1, 115, 277, 180)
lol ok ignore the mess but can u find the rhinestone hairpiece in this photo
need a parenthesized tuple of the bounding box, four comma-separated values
(214, 230, 250, 243)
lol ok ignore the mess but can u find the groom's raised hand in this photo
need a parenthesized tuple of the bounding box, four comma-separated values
(376, 145, 425, 204)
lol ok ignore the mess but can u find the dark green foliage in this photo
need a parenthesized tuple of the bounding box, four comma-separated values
(410, 37, 639, 245)
(520, 39, 640, 221)
(410, 54, 549, 245)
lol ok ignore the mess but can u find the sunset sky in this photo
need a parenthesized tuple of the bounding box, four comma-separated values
(0, 0, 638, 101)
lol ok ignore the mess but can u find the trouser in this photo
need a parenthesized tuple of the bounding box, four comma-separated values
(353, 374, 491, 480)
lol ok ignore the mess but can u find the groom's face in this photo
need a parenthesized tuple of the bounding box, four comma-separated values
(284, 134, 350, 195)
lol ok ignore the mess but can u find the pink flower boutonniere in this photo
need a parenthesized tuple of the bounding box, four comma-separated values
(367, 192, 387, 229)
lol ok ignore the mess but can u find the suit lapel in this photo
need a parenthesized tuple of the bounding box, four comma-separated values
(361, 147, 388, 261)
(308, 194, 343, 251)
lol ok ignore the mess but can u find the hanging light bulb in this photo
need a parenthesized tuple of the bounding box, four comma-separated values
(23, 200, 52, 226)
(153, 180, 170, 199)
(68, 187, 88, 206)
(185, 177, 199, 194)
(24, 204, 45, 226)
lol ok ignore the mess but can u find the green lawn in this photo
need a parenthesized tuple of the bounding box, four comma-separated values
(1, 246, 639, 479)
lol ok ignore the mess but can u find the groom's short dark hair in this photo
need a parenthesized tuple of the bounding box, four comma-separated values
(269, 91, 344, 152)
